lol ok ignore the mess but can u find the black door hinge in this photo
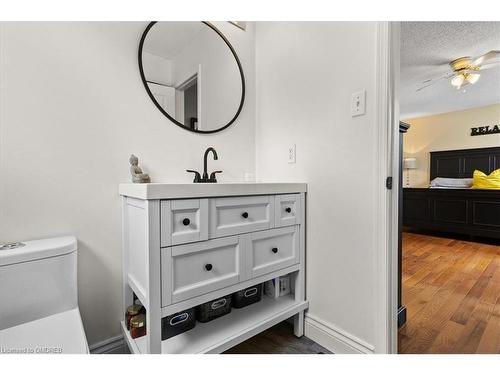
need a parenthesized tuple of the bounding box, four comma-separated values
(386, 176, 393, 190)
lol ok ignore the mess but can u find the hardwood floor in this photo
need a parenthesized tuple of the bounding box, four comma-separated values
(399, 231, 500, 354)
(224, 322, 330, 354)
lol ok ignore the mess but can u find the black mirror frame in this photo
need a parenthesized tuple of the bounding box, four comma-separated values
(138, 21, 246, 134)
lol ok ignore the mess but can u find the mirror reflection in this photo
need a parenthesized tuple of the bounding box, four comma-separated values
(140, 22, 245, 133)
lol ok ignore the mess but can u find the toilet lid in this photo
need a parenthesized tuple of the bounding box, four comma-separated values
(0, 236, 77, 267)
(0, 308, 88, 354)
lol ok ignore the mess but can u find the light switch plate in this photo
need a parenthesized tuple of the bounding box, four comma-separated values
(288, 144, 296, 164)
(351, 90, 366, 117)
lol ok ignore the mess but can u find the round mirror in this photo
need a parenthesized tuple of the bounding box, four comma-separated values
(139, 22, 245, 133)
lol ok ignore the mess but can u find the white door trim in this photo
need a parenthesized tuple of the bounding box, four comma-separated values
(373, 21, 400, 354)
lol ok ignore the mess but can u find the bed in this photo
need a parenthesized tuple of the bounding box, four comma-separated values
(403, 146, 500, 239)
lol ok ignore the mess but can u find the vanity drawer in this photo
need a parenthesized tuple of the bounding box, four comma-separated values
(161, 199, 209, 247)
(275, 194, 301, 227)
(209, 195, 275, 238)
(245, 226, 299, 278)
(161, 236, 243, 305)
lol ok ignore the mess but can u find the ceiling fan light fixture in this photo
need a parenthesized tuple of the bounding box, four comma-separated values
(466, 73, 480, 84)
(451, 74, 465, 88)
(416, 51, 499, 93)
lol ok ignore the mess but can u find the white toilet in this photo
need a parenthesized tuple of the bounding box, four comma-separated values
(0, 236, 89, 354)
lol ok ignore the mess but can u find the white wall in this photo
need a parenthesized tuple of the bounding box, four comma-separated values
(171, 25, 242, 131)
(404, 103, 500, 187)
(0, 21, 256, 346)
(255, 22, 380, 353)
(142, 51, 173, 85)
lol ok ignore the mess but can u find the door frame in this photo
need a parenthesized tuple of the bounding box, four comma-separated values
(175, 65, 202, 130)
(374, 21, 400, 354)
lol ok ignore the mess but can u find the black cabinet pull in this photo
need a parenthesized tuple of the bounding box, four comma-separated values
(271, 247, 278, 254)
(205, 264, 213, 271)
(285, 207, 292, 213)
(182, 218, 190, 226)
(241, 212, 249, 219)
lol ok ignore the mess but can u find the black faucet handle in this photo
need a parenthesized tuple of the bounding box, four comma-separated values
(186, 170, 201, 183)
(209, 171, 222, 182)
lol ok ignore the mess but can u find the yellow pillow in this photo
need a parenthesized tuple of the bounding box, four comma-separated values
(473, 169, 500, 189)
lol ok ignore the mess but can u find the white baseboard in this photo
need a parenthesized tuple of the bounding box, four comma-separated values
(304, 313, 375, 354)
(89, 334, 127, 354)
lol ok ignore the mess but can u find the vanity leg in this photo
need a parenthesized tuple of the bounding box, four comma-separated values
(293, 311, 304, 337)
(141, 200, 162, 354)
(293, 192, 306, 338)
(146, 305, 162, 354)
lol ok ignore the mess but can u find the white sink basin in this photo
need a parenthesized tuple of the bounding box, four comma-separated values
(119, 182, 307, 200)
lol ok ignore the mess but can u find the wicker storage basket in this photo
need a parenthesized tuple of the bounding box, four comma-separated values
(196, 295, 232, 323)
(232, 284, 263, 308)
(161, 308, 196, 340)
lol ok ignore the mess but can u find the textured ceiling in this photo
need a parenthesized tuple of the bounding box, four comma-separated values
(400, 22, 500, 119)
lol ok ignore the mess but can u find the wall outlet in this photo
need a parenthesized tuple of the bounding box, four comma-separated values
(351, 90, 366, 117)
(288, 144, 296, 164)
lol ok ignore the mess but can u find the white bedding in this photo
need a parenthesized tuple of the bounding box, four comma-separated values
(429, 177, 473, 189)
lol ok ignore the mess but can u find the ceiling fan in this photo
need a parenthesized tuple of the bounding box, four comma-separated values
(416, 50, 500, 92)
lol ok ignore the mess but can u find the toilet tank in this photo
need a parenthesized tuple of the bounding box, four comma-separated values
(0, 236, 78, 330)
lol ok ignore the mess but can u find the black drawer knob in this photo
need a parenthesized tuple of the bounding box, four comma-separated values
(241, 212, 249, 219)
(271, 247, 278, 254)
(182, 218, 190, 226)
(285, 207, 292, 213)
(205, 264, 213, 271)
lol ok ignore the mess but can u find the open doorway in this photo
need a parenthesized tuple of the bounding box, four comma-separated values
(175, 73, 200, 130)
(397, 22, 500, 354)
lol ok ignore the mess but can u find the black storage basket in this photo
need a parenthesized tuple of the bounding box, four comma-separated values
(161, 308, 196, 340)
(196, 295, 232, 323)
(232, 284, 263, 308)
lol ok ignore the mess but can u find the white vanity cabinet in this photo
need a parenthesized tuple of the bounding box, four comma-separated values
(119, 183, 307, 354)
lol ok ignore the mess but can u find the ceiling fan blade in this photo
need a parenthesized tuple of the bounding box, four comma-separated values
(424, 72, 453, 83)
(416, 73, 452, 92)
(473, 50, 500, 66)
(416, 79, 441, 92)
(479, 61, 500, 71)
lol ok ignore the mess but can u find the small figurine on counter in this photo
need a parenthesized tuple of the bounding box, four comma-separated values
(129, 154, 151, 183)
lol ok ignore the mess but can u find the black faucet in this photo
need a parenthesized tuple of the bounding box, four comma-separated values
(203, 147, 218, 180)
(186, 147, 222, 183)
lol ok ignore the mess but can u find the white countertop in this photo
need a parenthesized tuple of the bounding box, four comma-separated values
(119, 182, 307, 200)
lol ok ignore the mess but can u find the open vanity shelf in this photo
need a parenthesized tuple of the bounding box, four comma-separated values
(120, 183, 307, 354)
(121, 293, 307, 354)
